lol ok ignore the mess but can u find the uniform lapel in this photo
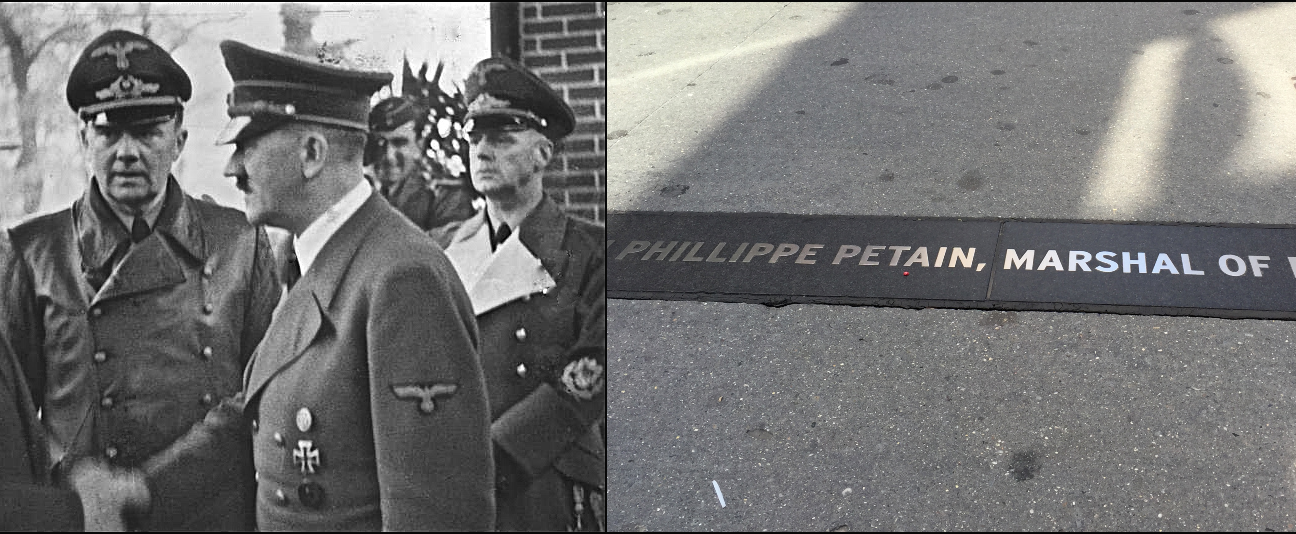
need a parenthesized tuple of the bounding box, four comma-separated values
(243, 193, 388, 399)
(466, 233, 555, 316)
(243, 286, 329, 398)
(444, 196, 569, 316)
(516, 195, 571, 280)
(152, 176, 207, 264)
(85, 177, 196, 305)
(442, 210, 492, 290)
(388, 175, 415, 208)
(91, 235, 186, 305)
(76, 181, 131, 287)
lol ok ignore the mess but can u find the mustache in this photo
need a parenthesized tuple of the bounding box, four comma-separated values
(234, 175, 251, 193)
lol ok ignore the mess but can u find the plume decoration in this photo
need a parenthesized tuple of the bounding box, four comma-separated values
(400, 56, 470, 183)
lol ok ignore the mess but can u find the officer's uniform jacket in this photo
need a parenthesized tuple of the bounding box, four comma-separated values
(431, 195, 606, 529)
(380, 173, 476, 231)
(144, 193, 495, 531)
(0, 177, 280, 530)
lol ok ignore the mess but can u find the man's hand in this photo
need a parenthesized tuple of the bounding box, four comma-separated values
(66, 458, 151, 532)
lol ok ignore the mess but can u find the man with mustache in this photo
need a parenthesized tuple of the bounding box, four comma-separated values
(0, 30, 280, 530)
(123, 40, 494, 531)
(429, 56, 606, 531)
(367, 95, 477, 230)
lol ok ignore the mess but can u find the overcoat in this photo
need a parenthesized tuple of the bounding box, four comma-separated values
(0, 177, 279, 530)
(431, 195, 606, 530)
(144, 193, 495, 531)
(0, 240, 83, 530)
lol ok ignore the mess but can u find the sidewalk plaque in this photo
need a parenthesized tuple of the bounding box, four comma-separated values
(609, 212, 1296, 320)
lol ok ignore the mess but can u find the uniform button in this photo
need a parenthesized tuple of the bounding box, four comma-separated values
(251, 419, 259, 432)
(516, 363, 528, 378)
(514, 327, 527, 342)
(100, 396, 114, 408)
(254, 471, 259, 481)
(90, 307, 103, 318)
(202, 303, 214, 314)
(202, 266, 214, 277)
(273, 432, 284, 446)
(201, 393, 215, 405)
(104, 446, 118, 459)
(201, 346, 213, 358)
(274, 488, 288, 504)
(93, 351, 107, 363)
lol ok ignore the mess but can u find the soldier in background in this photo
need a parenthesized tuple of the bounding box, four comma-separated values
(430, 56, 606, 531)
(0, 29, 280, 531)
(367, 96, 477, 230)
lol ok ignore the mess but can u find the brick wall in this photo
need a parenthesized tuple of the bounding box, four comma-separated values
(518, 2, 606, 223)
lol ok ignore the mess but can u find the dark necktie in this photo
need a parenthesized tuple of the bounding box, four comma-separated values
(283, 245, 301, 291)
(130, 217, 151, 243)
(493, 223, 511, 252)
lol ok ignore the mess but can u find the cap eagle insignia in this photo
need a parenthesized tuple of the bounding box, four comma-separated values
(91, 41, 150, 70)
(467, 93, 513, 115)
(473, 61, 510, 88)
(391, 383, 460, 414)
(95, 74, 161, 101)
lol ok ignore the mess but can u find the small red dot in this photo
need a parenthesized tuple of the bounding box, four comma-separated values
(903, 272, 910, 276)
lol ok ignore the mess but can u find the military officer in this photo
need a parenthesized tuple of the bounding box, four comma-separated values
(137, 40, 494, 531)
(367, 95, 477, 230)
(429, 56, 606, 531)
(0, 29, 280, 531)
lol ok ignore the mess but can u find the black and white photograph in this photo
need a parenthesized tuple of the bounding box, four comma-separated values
(0, 2, 605, 531)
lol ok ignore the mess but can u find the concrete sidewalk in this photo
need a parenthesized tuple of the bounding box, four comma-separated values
(609, 2, 1296, 530)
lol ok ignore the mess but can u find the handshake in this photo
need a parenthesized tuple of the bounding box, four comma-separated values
(66, 458, 152, 532)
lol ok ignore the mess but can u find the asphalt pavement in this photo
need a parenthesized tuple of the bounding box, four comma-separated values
(608, 2, 1296, 531)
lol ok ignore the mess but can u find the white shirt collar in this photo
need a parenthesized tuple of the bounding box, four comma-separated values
(293, 179, 372, 276)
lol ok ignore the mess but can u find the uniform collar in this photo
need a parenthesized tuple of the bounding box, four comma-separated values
(384, 172, 427, 201)
(76, 175, 205, 271)
(101, 178, 167, 234)
(292, 192, 388, 312)
(293, 179, 372, 276)
(516, 195, 569, 277)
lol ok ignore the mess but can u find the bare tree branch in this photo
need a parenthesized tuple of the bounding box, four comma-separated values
(139, 2, 152, 37)
(29, 23, 82, 61)
(165, 12, 244, 53)
(0, 5, 31, 92)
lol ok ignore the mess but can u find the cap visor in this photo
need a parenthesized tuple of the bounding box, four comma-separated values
(85, 105, 179, 127)
(214, 116, 253, 145)
(215, 115, 288, 145)
(465, 113, 542, 132)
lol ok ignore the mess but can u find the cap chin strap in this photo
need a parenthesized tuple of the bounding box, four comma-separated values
(291, 113, 368, 131)
(235, 80, 360, 98)
(78, 96, 183, 119)
(227, 99, 369, 131)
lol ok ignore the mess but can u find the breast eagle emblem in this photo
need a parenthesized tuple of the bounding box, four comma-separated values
(391, 383, 459, 414)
